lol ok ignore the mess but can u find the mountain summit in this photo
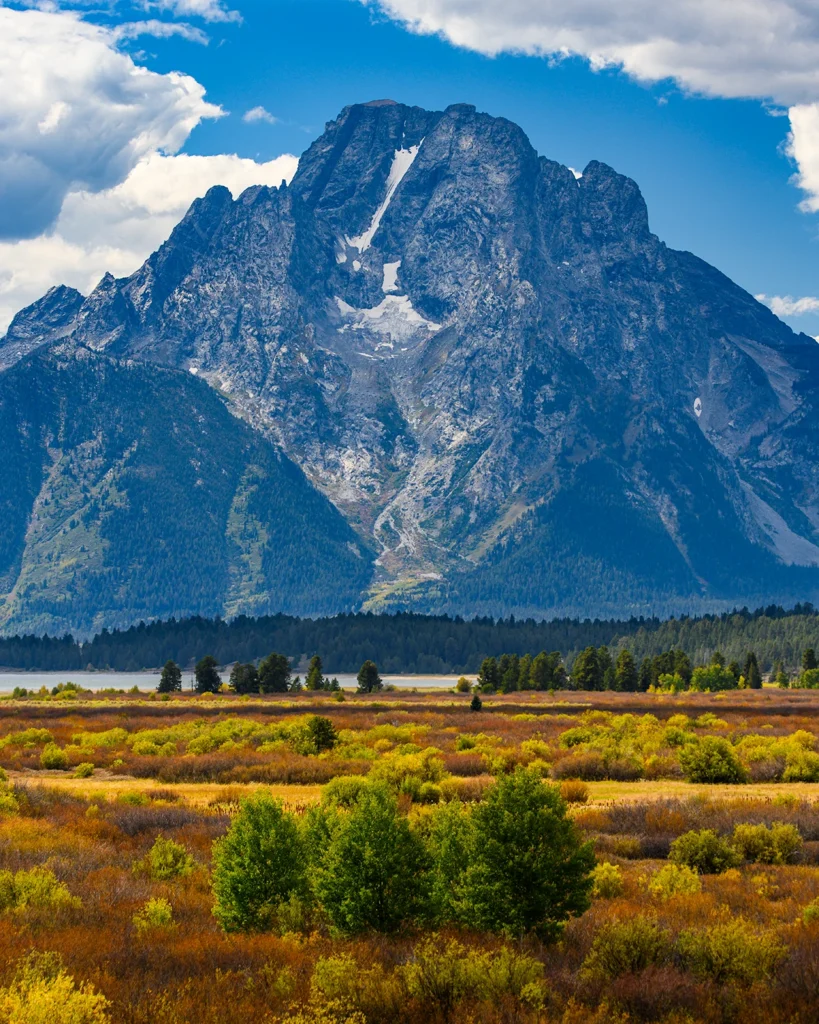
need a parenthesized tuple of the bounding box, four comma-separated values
(3, 100, 819, 632)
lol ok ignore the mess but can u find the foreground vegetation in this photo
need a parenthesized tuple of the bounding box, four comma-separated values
(1, 689, 819, 1023)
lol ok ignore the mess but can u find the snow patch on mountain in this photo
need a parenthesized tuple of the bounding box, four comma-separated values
(346, 143, 421, 253)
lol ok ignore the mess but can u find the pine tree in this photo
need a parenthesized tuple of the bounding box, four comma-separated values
(614, 650, 638, 692)
(744, 651, 762, 689)
(477, 657, 500, 692)
(230, 662, 259, 694)
(305, 655, 325, 691)
(157, 660, 182, 693)
(571, 647, 602, 691)
(356, 660, 382, 693)
(803, 648, 818, 672)
(258, 652, 291, 693)
(194, 655, 221, 694)
(470, 693, 482, 712)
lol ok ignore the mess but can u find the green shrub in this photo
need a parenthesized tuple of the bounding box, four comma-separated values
(582, 916, 673, 979)
(677, 919, 786, 984)
(140, 836, 195, 880)
(678, 737, 746, 783)
(0, 867, 81, 914)
(312, 954, 402, 1021)
(74, 763, 95, 779)
(669, 829, 742, 874)
(39, 744, 68, 771)
(133, 897, 174, 934)
(802, 897, 819, 923)
(0, 951, 111, 1023)
(591, 862, 624, 899)
(320, 775, 370, 809)
(117, 791, 148, 806)
(648, 863, 701, 900)
(732, 822, 802, 864)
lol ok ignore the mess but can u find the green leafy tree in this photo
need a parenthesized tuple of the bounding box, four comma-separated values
(356, 660, 382, 694)
(744, 651, 762, 689)
(614, 650, 638, 692)
(477, 657, 500, 692)
(678, 736, 747, 783)
(803, 648, 818, 672)
(194, 655, 221, 694)
(157, 660, 182, 694)
(456, 768, 595, 938)
(211, 794, 308, 932)
(689, 664, 738, 692)
(313, 784, 427, 933)
(258, 652, 291, 693)
(229, 662, 259, 694)
(305, 655, 326, 691)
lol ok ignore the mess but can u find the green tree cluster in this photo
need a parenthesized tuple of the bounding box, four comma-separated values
(211, 769, 594, 940)
(477, 651, 566, 693)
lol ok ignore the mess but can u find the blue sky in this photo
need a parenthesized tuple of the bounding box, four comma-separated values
(2, 0, 819, 336)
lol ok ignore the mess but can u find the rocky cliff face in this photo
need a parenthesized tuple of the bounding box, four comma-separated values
(3, 99, 819, 623)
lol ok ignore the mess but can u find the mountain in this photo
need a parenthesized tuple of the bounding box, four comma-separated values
(3, 98, 819, 629)
(0, 346, 372, 637)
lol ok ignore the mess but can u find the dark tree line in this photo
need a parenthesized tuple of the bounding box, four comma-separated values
(0, 604, 817, 674)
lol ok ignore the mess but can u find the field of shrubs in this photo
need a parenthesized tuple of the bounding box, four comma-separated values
(0, 687, 819, 1023)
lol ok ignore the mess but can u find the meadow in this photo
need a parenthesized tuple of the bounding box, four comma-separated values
(1, 687, 819, 1023)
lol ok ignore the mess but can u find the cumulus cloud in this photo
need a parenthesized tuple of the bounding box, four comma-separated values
(756, 293, 819, 317)
(243, 106, 277, 125)
(362, 0, 819, 209)
(0, 151, 299, 332)
(0, 6, 223, 239)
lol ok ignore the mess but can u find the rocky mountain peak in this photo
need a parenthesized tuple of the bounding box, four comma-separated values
(2, 100, 819, 628)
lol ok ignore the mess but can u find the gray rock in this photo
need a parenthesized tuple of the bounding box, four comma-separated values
(6, 100, 819, 620)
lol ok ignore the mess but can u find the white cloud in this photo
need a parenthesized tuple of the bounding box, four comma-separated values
(756, 293, 819, 317)
(0, 151, 299, 332)
(0, 6, 222, 239)
(363, 0, 819, 209)
(243, 106, 277, 125)
(113, 19, 210, 44)
(140, 0, 241, 23)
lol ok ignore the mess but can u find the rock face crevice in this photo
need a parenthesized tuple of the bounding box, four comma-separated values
(3, 99, 819, 625)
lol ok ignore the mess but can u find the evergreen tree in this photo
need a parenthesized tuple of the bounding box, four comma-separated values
(744, 651, 762, 689)
(157, 660, 182, 693)
(305, 655, 325, 691)
(499, 653, 520, 693)
(258, 652, 291, 693)
(803, 648, 818, 672)
(728, 660, 742, 684)
(638, 657, 653, 692)
(194, 655, 221, 694)
(230, 662, 259, 694)
(477, 657, 500, 692)
(356, 660, 382, 693)
(572, 647, 602, 690)
(517, 653, 533, 690)
(614, 650, 638, 692)
(598, 646, 615, 690)
(470, 693, 482, 712)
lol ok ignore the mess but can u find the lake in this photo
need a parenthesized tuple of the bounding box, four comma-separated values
(0, 671, 474, 693)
